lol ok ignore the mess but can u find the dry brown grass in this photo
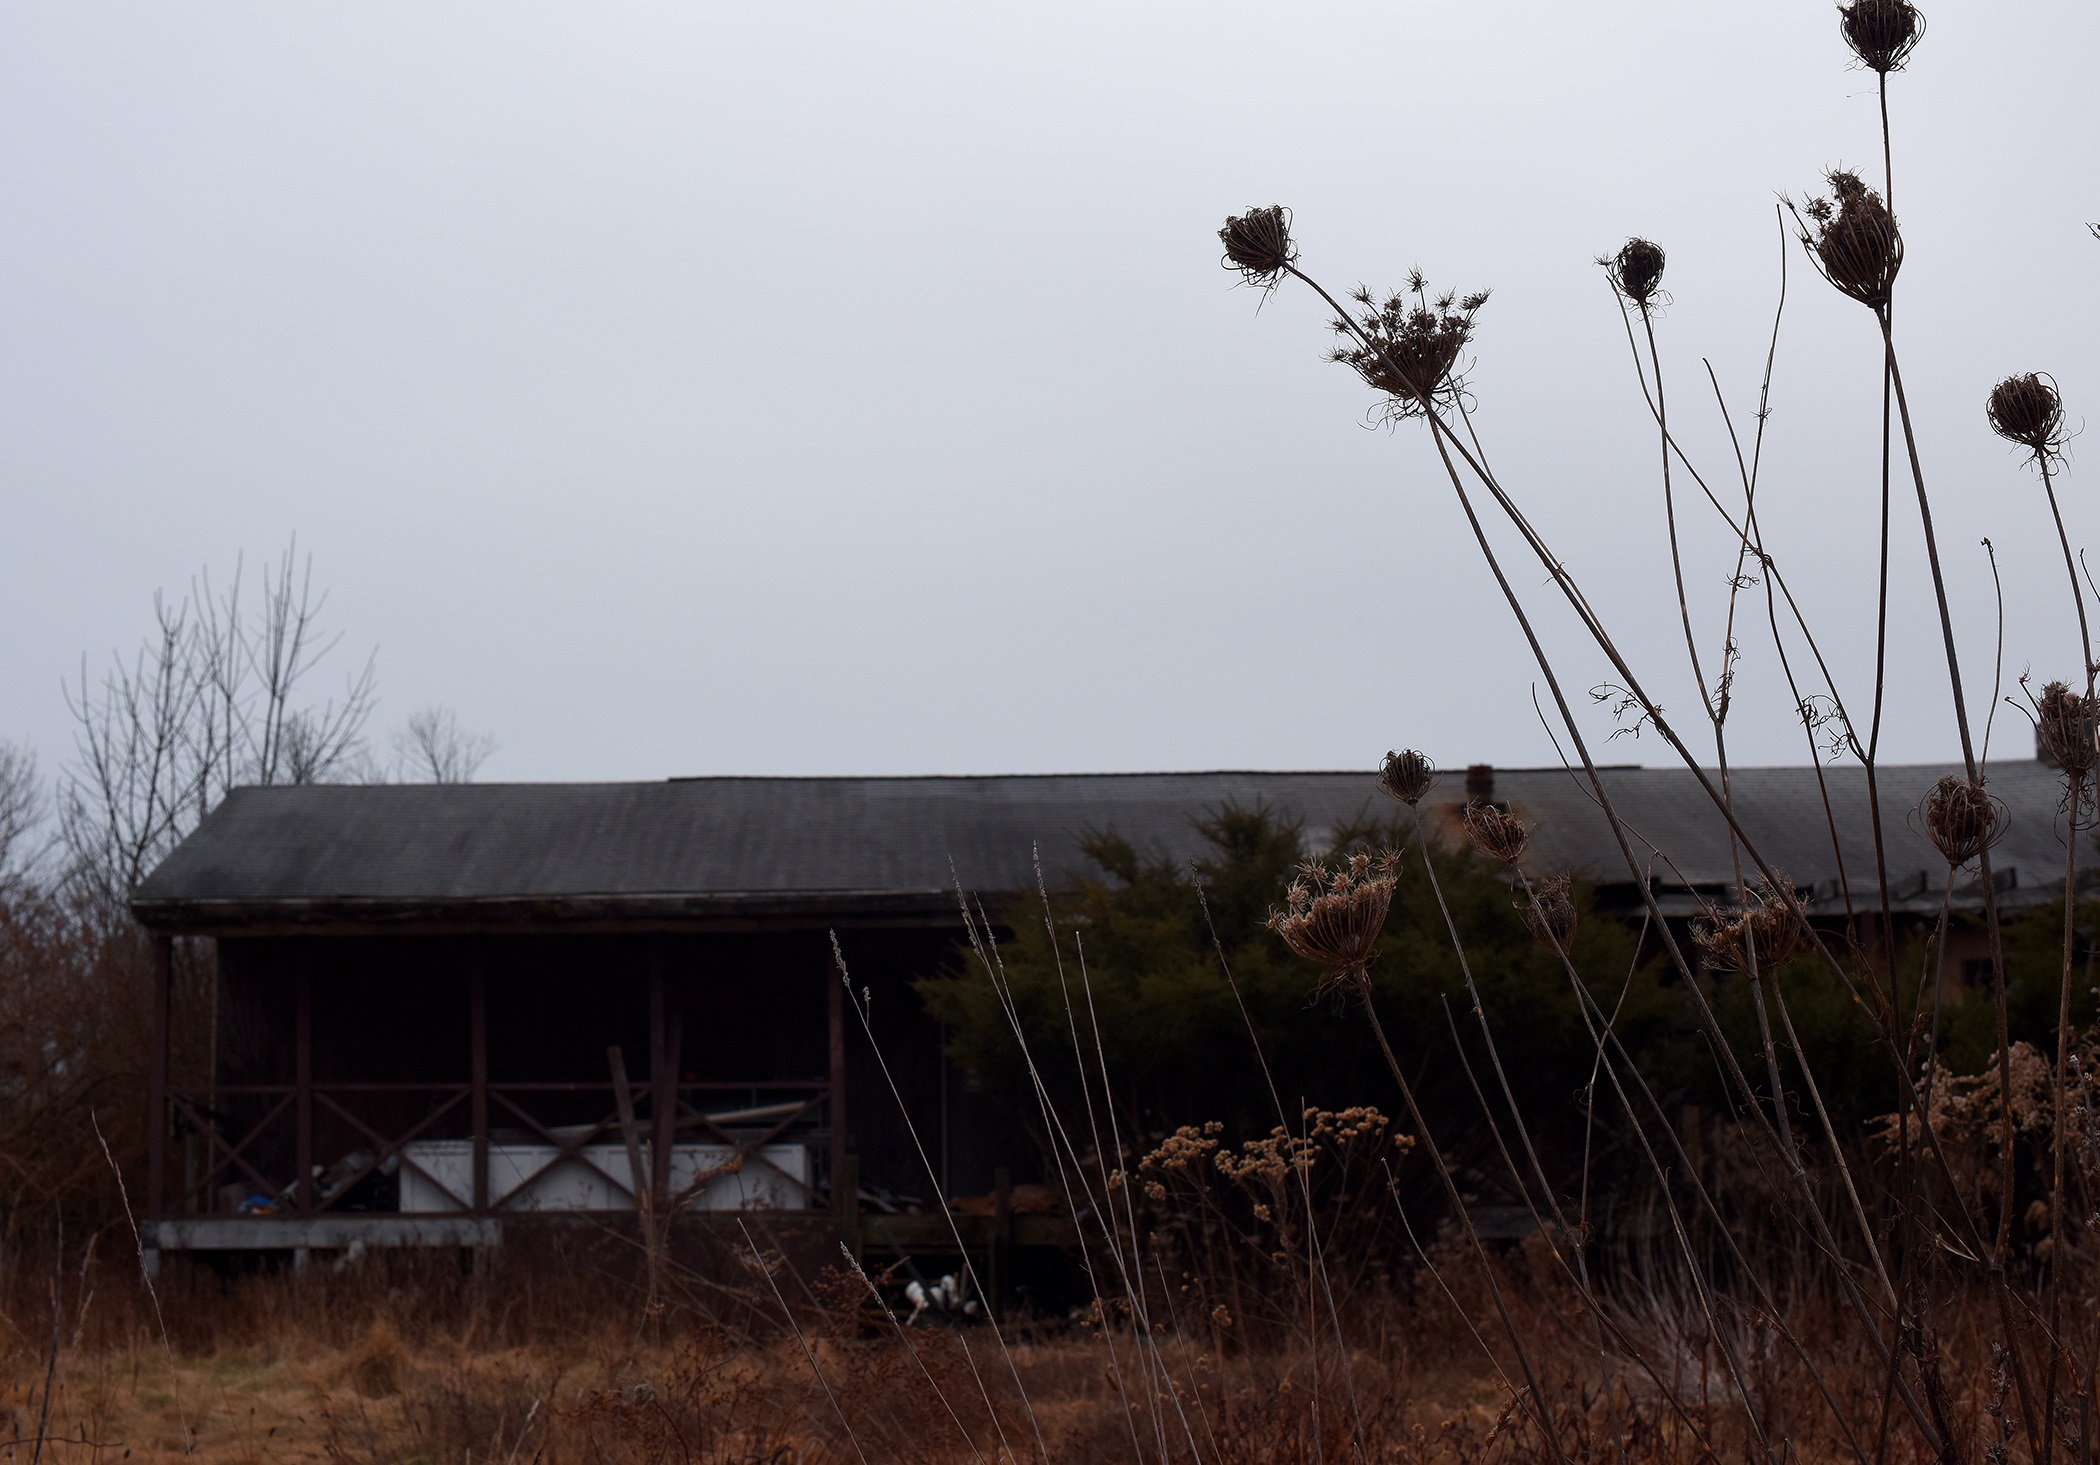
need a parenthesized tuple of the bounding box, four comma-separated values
(0, 1231, 2042, 1464)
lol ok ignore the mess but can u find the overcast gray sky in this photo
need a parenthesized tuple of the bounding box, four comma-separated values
(3, 1, 2095, 785)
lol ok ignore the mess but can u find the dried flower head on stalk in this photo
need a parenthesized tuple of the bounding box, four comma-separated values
(1218, 206, 1297, 290)
(1986, 373, 2067, 462)
(1268, 851, 1399, 992)
(1789, 171, 1903, 308)
(1923, 775, 2008, 866)
(1521, 876, 1578, 954)
(2032, 679, 2100, 778)
(1693, 878, 1804, 972)
(1378, 749, 1436, 806)
(1839, 0, 1924, 73)
(1602, 238, 1667, 306)
(1328, 280, 1489, 423)
(1462, 801, 1529, 864)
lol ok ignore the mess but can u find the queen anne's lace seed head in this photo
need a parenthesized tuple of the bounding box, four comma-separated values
(1462, 801, 1530, 865)
(1692, 879, 1804, 972)
(1218, 206, 1297, 289)
(1604, 238, 1666, 306)
(1791, 171, 1903, 309)
(1378, 749, 1436, 807)
(1924, 776, 2006, 866)
(1987, 374, 2067, 462)
(1522, 876, 1579, 954)
(1839, 0, 1923, 73)
(1267, 852, 1399, 993)
(2034, 680, 2099, 777)
(1326, 281, 1488, 424)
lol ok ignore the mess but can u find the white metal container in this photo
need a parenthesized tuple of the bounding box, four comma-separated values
(399, 1140, 809, 1213)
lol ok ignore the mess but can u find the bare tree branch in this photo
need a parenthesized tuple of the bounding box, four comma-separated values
(60, 541, 378, 910)
(391, 706, 497, 784)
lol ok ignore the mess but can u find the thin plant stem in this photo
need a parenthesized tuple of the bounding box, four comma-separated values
(842, 1246, 990, 1465)
(1027, 859, 1154, 1463)
(959, 899, 1188, 1464)
(2036, 445, 2092, 1465)
(829, 934, 1041, 1465)
(737, 1221, 872, 1465)
(1277, 250, 1947, 1454)
(1879, 309, 2041, 1458)
(1196, 885, 1373, 1454)
(1348, 973, 1570, 1464)
(1639, 304, 1713, 723)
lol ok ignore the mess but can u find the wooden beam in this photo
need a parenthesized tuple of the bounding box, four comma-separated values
(991, 1165, 1012, 1321)
(152, 1216, 500, 1251)
(827, 953, 849, 1235)
(295, 964, 313, 1215)
(470, 944, 488, 1214)
(129, 890, 979, 938)
(838, 1154, 861, 1262)
(648, 945, 673, 1215)
(606, 1046, 649, 1213)
(146, 935, 174, 1219)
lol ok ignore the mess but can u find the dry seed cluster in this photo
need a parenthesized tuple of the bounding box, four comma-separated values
(1462, 801, 1531, 865)
(1378, 748, 1436, 807)
(1326, 279, 1489, 424)
(1605, 237, 1667, 305)
(1796, 170, 1903, 308)
(1839, 0, 1923, 73)
(1924, 775, 2005, 866)
(2035, 680, 2100, 777)
(1987, 373, 2067, 460)
(1521, 875, 1579, 954)
(1692, 880, 1804, 973)
(1267, 852, 1399, 990)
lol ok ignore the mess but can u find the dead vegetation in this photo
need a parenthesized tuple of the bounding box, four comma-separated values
(0, 1236, 2043, 1464)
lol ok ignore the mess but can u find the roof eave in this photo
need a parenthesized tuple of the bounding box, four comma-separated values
(128, 889, 989, 938)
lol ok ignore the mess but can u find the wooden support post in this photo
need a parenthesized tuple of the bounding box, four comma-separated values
(827, 957, 849, 1230)
(607, 1046, 649, 1211)
(839, 1154, 861, 1262)
(470, 945, 488, 1215)
(648, 946, 673, 1217)
(295, 964, 313, 1215)
(146, 935, 174, 1220)
(991, 1165, 1012, 1321)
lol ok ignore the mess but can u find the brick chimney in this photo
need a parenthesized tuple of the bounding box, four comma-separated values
(1464, 763, 1495, 805)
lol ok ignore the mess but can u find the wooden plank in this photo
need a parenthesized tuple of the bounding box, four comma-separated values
(151, 1217, 500, 1251)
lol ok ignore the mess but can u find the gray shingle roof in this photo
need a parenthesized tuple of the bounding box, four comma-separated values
(130, 760, 2085, 932)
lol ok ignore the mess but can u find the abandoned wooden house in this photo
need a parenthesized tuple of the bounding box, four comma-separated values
(129, 756, 2076, 1273)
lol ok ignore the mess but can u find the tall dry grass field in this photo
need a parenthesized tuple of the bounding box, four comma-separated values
(1, 1234, 2023, 1463)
